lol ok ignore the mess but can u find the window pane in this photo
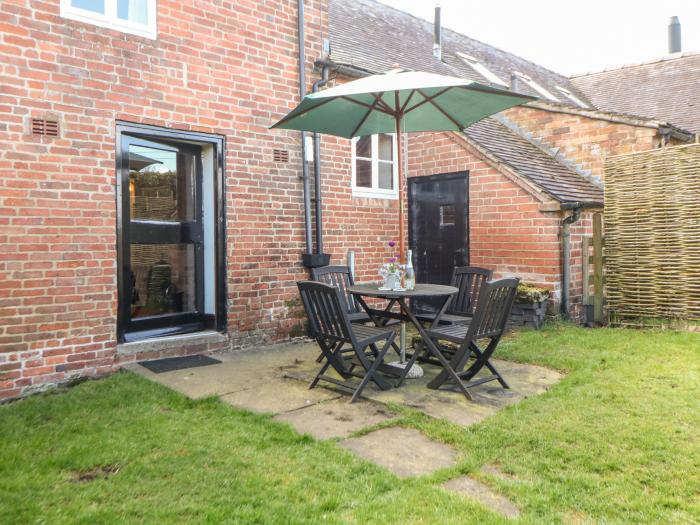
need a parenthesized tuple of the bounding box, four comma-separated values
(440, 204, 455, 226)
(129, 145, 194, 222)
(378, 162, 393, 189)
(71, 0, 105, 13)
(118, 0, 149, 24)
(378, 134, 393, 162)
(355, 159, 372, 188)
(355, 135, 371, 158)
(130, 244, 196, 318)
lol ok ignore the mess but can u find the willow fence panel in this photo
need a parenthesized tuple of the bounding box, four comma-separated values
(605, 144, 700, 326)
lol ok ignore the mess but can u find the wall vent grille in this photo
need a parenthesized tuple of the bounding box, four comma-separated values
(32, 118, 59, 137)
(273, 148, 289, 162)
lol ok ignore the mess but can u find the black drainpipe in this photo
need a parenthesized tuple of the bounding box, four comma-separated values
(561, 203, 582, 318)
(297, 0, 313, 260)
(311, 65, 331, 263)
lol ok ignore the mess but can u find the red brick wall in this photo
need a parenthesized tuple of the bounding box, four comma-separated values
(0, 0, 326, 399)
(405, 132, 603, 318)
(407, 132, 562, 289)
(503, 106, 660, 180)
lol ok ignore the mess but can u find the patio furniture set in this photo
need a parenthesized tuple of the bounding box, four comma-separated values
(297, 266, 520, 403)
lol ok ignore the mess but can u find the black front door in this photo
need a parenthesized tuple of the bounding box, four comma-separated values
(119, 135, 205, 341)
(408, 171, 469, 311)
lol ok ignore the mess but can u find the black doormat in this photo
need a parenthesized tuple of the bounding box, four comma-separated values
(139, 355, 222, 374)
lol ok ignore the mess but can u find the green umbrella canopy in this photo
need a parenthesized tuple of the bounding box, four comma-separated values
(271, 70, 536, 265)
(270, 70, 536, 137)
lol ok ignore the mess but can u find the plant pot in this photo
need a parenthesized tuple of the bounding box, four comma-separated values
(383, 273, 401, 290)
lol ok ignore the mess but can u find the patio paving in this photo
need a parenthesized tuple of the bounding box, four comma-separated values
(341, 427, 457, 478)
(282, 344, 563, 427)
(126, 340, 563, 428)
(274, 398, 396, 439)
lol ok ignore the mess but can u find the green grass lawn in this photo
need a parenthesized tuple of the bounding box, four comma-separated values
(1, 324, 699, 524)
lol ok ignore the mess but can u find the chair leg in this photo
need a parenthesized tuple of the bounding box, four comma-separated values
(311, 340, 349, 390)
(463, 340, 509, 389)
(309, 359, 332, 390)
(350, 333, 395, 403)
(420, 338, 474, 401)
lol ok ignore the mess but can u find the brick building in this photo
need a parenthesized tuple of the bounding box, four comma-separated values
(0, 0, 695, 400)
(323, 0, 692, 315)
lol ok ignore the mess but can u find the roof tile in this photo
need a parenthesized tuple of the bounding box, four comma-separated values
(571, 53, 700, 134)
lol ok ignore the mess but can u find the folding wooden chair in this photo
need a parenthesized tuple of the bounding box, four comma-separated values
(416, 266, 493, 326)
(423, 278, 520, 400)
(310, 265, 370, 323)
(297, 281, 397, 403)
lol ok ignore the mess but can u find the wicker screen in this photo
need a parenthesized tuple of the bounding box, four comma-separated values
(605, 144, 700, 325)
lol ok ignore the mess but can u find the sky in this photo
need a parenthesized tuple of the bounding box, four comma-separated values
(375, 0, 700, 76)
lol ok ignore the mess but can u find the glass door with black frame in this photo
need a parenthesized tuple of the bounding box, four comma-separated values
(119, 135, 205, 342)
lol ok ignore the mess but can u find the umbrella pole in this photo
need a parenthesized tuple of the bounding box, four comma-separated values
(396, 116, 405, 265)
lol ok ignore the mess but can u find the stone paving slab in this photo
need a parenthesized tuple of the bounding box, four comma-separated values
(125, 342, 321, 400)
(340, 427, 457, 478)
(284, 352, 563, 427)
(220, 377, 339, 414)
(442, 475, 520, 519)
(129, 341, 562, 428)
(274, 398, 396, 440)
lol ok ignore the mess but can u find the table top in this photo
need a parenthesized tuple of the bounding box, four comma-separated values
(348, 283, 458, 299)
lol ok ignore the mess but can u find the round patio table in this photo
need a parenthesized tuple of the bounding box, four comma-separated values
(347, 283, 458, 386)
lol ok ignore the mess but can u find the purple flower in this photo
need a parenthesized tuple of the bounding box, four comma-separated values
(388, 240, 396, 248)
(389, 257, 397, 263)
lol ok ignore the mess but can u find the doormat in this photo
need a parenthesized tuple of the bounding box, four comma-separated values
(139, 355, 222, 374)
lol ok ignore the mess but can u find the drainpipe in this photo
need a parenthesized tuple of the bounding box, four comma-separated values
(311, 64, 331, 259)
(297, 0, 313, 260)
(561, 203, 582, 318)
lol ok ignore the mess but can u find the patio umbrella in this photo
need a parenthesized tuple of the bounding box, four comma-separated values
(271, 70, 536, 263)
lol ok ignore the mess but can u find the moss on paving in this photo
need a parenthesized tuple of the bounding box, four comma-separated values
(1, 324, 699, 524)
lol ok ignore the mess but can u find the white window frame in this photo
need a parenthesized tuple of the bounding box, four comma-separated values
(513, 71, 559, 102)
(351, 134, 399, 200)
(60, 0, 157, 40)
(456, 52, 508, 87)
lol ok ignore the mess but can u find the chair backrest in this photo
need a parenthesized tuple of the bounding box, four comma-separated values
(297, 280, 353, 342)
(448, 266, 493, 316)
(467, 278, 520, 340)
(310, 265, 362, 315)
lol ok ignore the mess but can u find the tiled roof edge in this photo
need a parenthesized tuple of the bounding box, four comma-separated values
(570, 50, 700, 78)
(451, 131, 563, 205)
(527, 101, 694, 139)
(492, 114, 605, 189)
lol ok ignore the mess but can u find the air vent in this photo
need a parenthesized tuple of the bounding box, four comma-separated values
(273, 148, 289, 162)
(31, 118, 59, 137)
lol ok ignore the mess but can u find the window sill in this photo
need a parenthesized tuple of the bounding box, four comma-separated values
(117, 330, 227, 356)
(60, 9, 157, 40)
(351, 188, 398, 200)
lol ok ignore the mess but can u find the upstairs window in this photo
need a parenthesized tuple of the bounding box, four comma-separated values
(61, 0, 157, 39)
(512, 71, 559, 102)
(556, 86, 589, 108)
(456, 53, 508, 87)
(351, 134, 398, 199)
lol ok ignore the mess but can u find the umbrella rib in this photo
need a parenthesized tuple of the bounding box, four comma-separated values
(271, 97, 337, 128)
(371, 93, 396, 115)
(403, 87, 452, 114)
(399, 90, 416, 114)
(340, 95, 394, 116)
(417, 89, 464, 130)
(350, 97, 382, 137)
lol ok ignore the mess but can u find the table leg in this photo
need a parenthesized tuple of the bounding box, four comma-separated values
(354, 295, 403, 358)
